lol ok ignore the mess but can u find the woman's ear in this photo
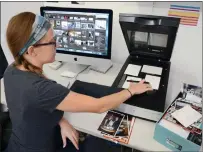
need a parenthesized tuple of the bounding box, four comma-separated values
(27, 46, 37, 57)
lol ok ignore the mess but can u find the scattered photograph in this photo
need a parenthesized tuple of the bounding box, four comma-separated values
(187, 132, 202, 146)
(182, 83, 202, 104)
(102, 114, 136, 144)
(115, 116, 128, 137)
(98, 111, 124, 136)
(95, 20, 106, 30)
(69, 16, 74, 20)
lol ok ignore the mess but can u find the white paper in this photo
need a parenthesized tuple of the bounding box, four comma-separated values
(122, 76, 142, 89)
(141, 65, 163, 75)
(171, 105, 202, 128)
(124, 64, 142, 76)
(145, 75, 161, 90)
(159, 119, 190, 139)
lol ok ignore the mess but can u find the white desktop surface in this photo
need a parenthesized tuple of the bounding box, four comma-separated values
(0, 62, 170, 151)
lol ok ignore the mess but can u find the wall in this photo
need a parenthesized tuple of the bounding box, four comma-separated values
(1, 2, 202, 107)
(1, 2, 44, 65)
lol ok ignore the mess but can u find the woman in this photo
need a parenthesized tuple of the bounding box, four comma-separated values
(3, 12, 152, 152)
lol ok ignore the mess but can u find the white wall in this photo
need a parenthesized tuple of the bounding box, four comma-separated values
(1, 2, 202, 107)
(1, 2, 44, 65)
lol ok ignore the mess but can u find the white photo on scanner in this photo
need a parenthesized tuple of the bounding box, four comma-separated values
(145, 75, 161, 90)
(141, 65, 163, 75)
(122, 76, 142, 89)
(124, 64, 142, 76)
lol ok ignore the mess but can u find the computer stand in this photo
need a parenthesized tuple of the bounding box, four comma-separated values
(89, 61, 113, 74)
(61, 62, 89, 75)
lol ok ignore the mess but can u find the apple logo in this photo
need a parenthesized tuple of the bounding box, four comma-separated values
(74, 57, 77, 61)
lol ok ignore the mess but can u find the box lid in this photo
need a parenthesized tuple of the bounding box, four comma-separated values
(119, 13, 180, 61)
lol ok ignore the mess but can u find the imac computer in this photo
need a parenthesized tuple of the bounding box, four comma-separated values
(40, 7, 113, 73)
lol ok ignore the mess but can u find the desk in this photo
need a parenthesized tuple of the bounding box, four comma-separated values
(0, 62, 170, 151)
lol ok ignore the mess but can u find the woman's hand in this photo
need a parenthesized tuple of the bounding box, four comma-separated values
(128, 79, 153, 95)
(59, 117, 79, 150)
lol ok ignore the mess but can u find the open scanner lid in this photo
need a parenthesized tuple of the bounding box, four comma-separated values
(119, 14, 180, 61)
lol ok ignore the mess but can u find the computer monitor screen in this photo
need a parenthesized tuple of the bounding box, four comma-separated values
(41, 7, 113, 59)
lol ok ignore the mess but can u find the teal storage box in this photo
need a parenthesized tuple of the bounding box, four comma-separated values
(154, 92, 202, 151)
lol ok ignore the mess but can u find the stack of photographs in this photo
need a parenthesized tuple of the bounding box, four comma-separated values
(160, 83, 202, 146)
(98, 110, 135, 144)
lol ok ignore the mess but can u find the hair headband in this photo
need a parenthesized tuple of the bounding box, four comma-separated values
(18, 14, 51, 56)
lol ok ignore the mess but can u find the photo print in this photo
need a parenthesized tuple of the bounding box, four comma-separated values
(98, 111, 124, 136)
(182, 83, 202, 103)
(101, 114, 136, 144)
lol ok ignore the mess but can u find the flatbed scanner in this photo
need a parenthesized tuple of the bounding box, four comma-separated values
(112, 14, 180, 122)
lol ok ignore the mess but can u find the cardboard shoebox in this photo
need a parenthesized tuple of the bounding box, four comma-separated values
(154, 83, 202, 151)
